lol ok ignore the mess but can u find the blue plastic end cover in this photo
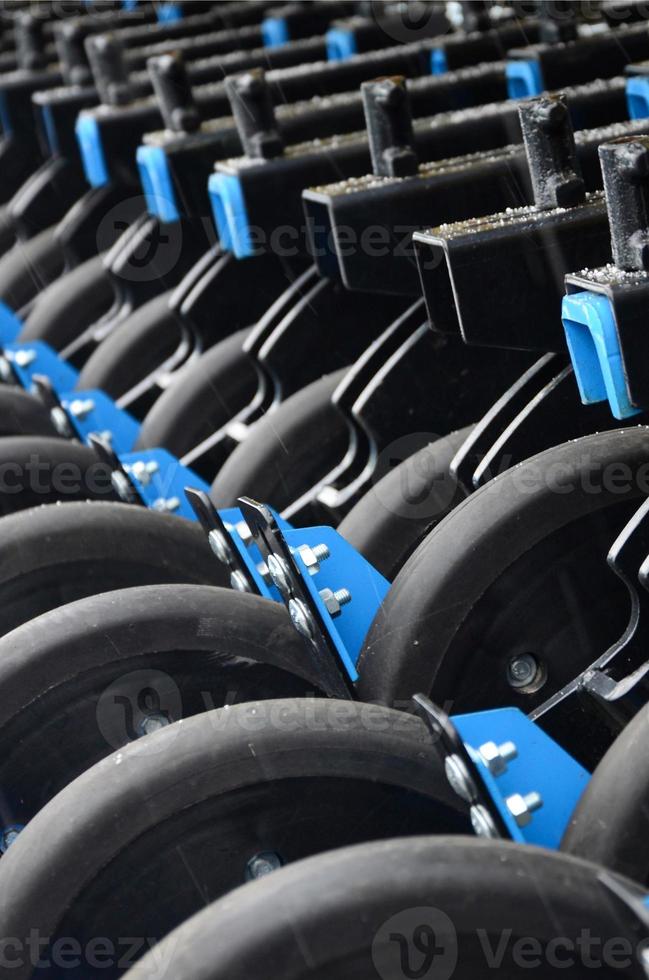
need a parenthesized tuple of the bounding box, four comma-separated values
(136, 145, 180, 223)
(157, 3, 182, 23)
(505, 59, 544, 99)
(429, 47, 448, 74)
(40, 104, 59, 156)
(0, 302, 22, 344)
(262, 17, 290, 47)
(326, 27, 358, 61)
(208, 172, 254, 259)
(626, 76, 649, 120)
(0, 91, 12, 137)
(75, 113, 109, 188)
(562, 290, 643, 420)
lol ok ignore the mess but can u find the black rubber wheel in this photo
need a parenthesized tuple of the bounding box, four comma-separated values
(211, 370, 349, 518)
(135, 328, 256, 469)
(562, 700, 649, 884)
(0, 386, 59, 438)
(0, 700, 468, 980)
(357, 428, 649, 717)
(0, 227, 65, 312)
(124, 837, 649, 980)
(0, 583, 320, 829)
(18, 254, 115, 350)
(338, 426, 473, 580)
(75, 290, 181, 400)
(0, 436, 119, 516)
(0, 500, 229, 636)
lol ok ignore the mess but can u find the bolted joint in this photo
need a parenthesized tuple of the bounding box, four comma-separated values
(85, 34, 132, 107)
(599, 136, 649, 272)
(148, 52, 200, 134)
(267, 552, 293, 595)
(318, 587, 351, 617)
(506, 791, 543, 828)
(288, 597, 316, 641)
(225, 69, 284, 160)
(230, 569, 252, 593)
(470, 804, 500, 839)
(208, 528, 233, 564)
(361, 76, 418, 179)
(518, 95, 585, 211)
(478, 740, 518, 776)
(444, 753, 477, 804)
(296, 542, 330, 575)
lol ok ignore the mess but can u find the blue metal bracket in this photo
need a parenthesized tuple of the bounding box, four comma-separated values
(76, 114, 109, 188)
(119, 447, 210, 520)
(2, 341, 79, 392)
(283, 525, 389, 681)
(562, 290, 643, 420)
(208, 172, 254, 258)
(0, 303, 23, 344)
(626, 76, 649, 121)
(262, 16, 290, 47)
(454, 707, 590, 849)
(506, 59, 544, 99)
(326, 28, 358, 61)
(157, 3, 182, 23)
(59, 388, 140, 454)
(137, 145, 181, 223)
(239, 497, 389, 692)
(413, 695, 589, 851)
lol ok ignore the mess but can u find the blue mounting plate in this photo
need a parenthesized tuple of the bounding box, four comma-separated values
(262, 16, 290, 47)
(285, 525, 390, 681)
(3, 341, 79, 392)
(76, 114, 109, 188)
(454, 707, 590, 849)
(137, 145, 180, 223)
(0, 302, 22, 344)
(326, 27, 358, 61)
(218, 504, 292, 599)
(121, 447, 210, 519)
(208, 172, 254, 258)
(60, 388, 140, 454)
(506, 59, 544, 99)
(562, 290, 643, 420)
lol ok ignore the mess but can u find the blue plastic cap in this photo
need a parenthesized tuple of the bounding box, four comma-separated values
(157, 3, 182, 23)
(262, 17, 290, 47)
(136, 145, 180, 223)
(626, 76, 649, 121)
(429, 47, 448, 74)
(506, 59, 544, 99)
(326, 27, 358, 61)
(562, 290, 644, 420)
(75, 114, 109, 187)
(208, 172, 254, 258)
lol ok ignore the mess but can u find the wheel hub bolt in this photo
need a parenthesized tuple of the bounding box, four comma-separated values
(470, 805, 499, 839)
(296, 542, 330, 575)
(507, 653, 539, 688)
(288, 598, 316, 641)
(230, 569, 251, 593)
(245, 850, 283, 881)
(444, 753, 476, 803)
(138, 712, 171, 737)
(268, 553, 292, 595)
(208, 528, 232, 564)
